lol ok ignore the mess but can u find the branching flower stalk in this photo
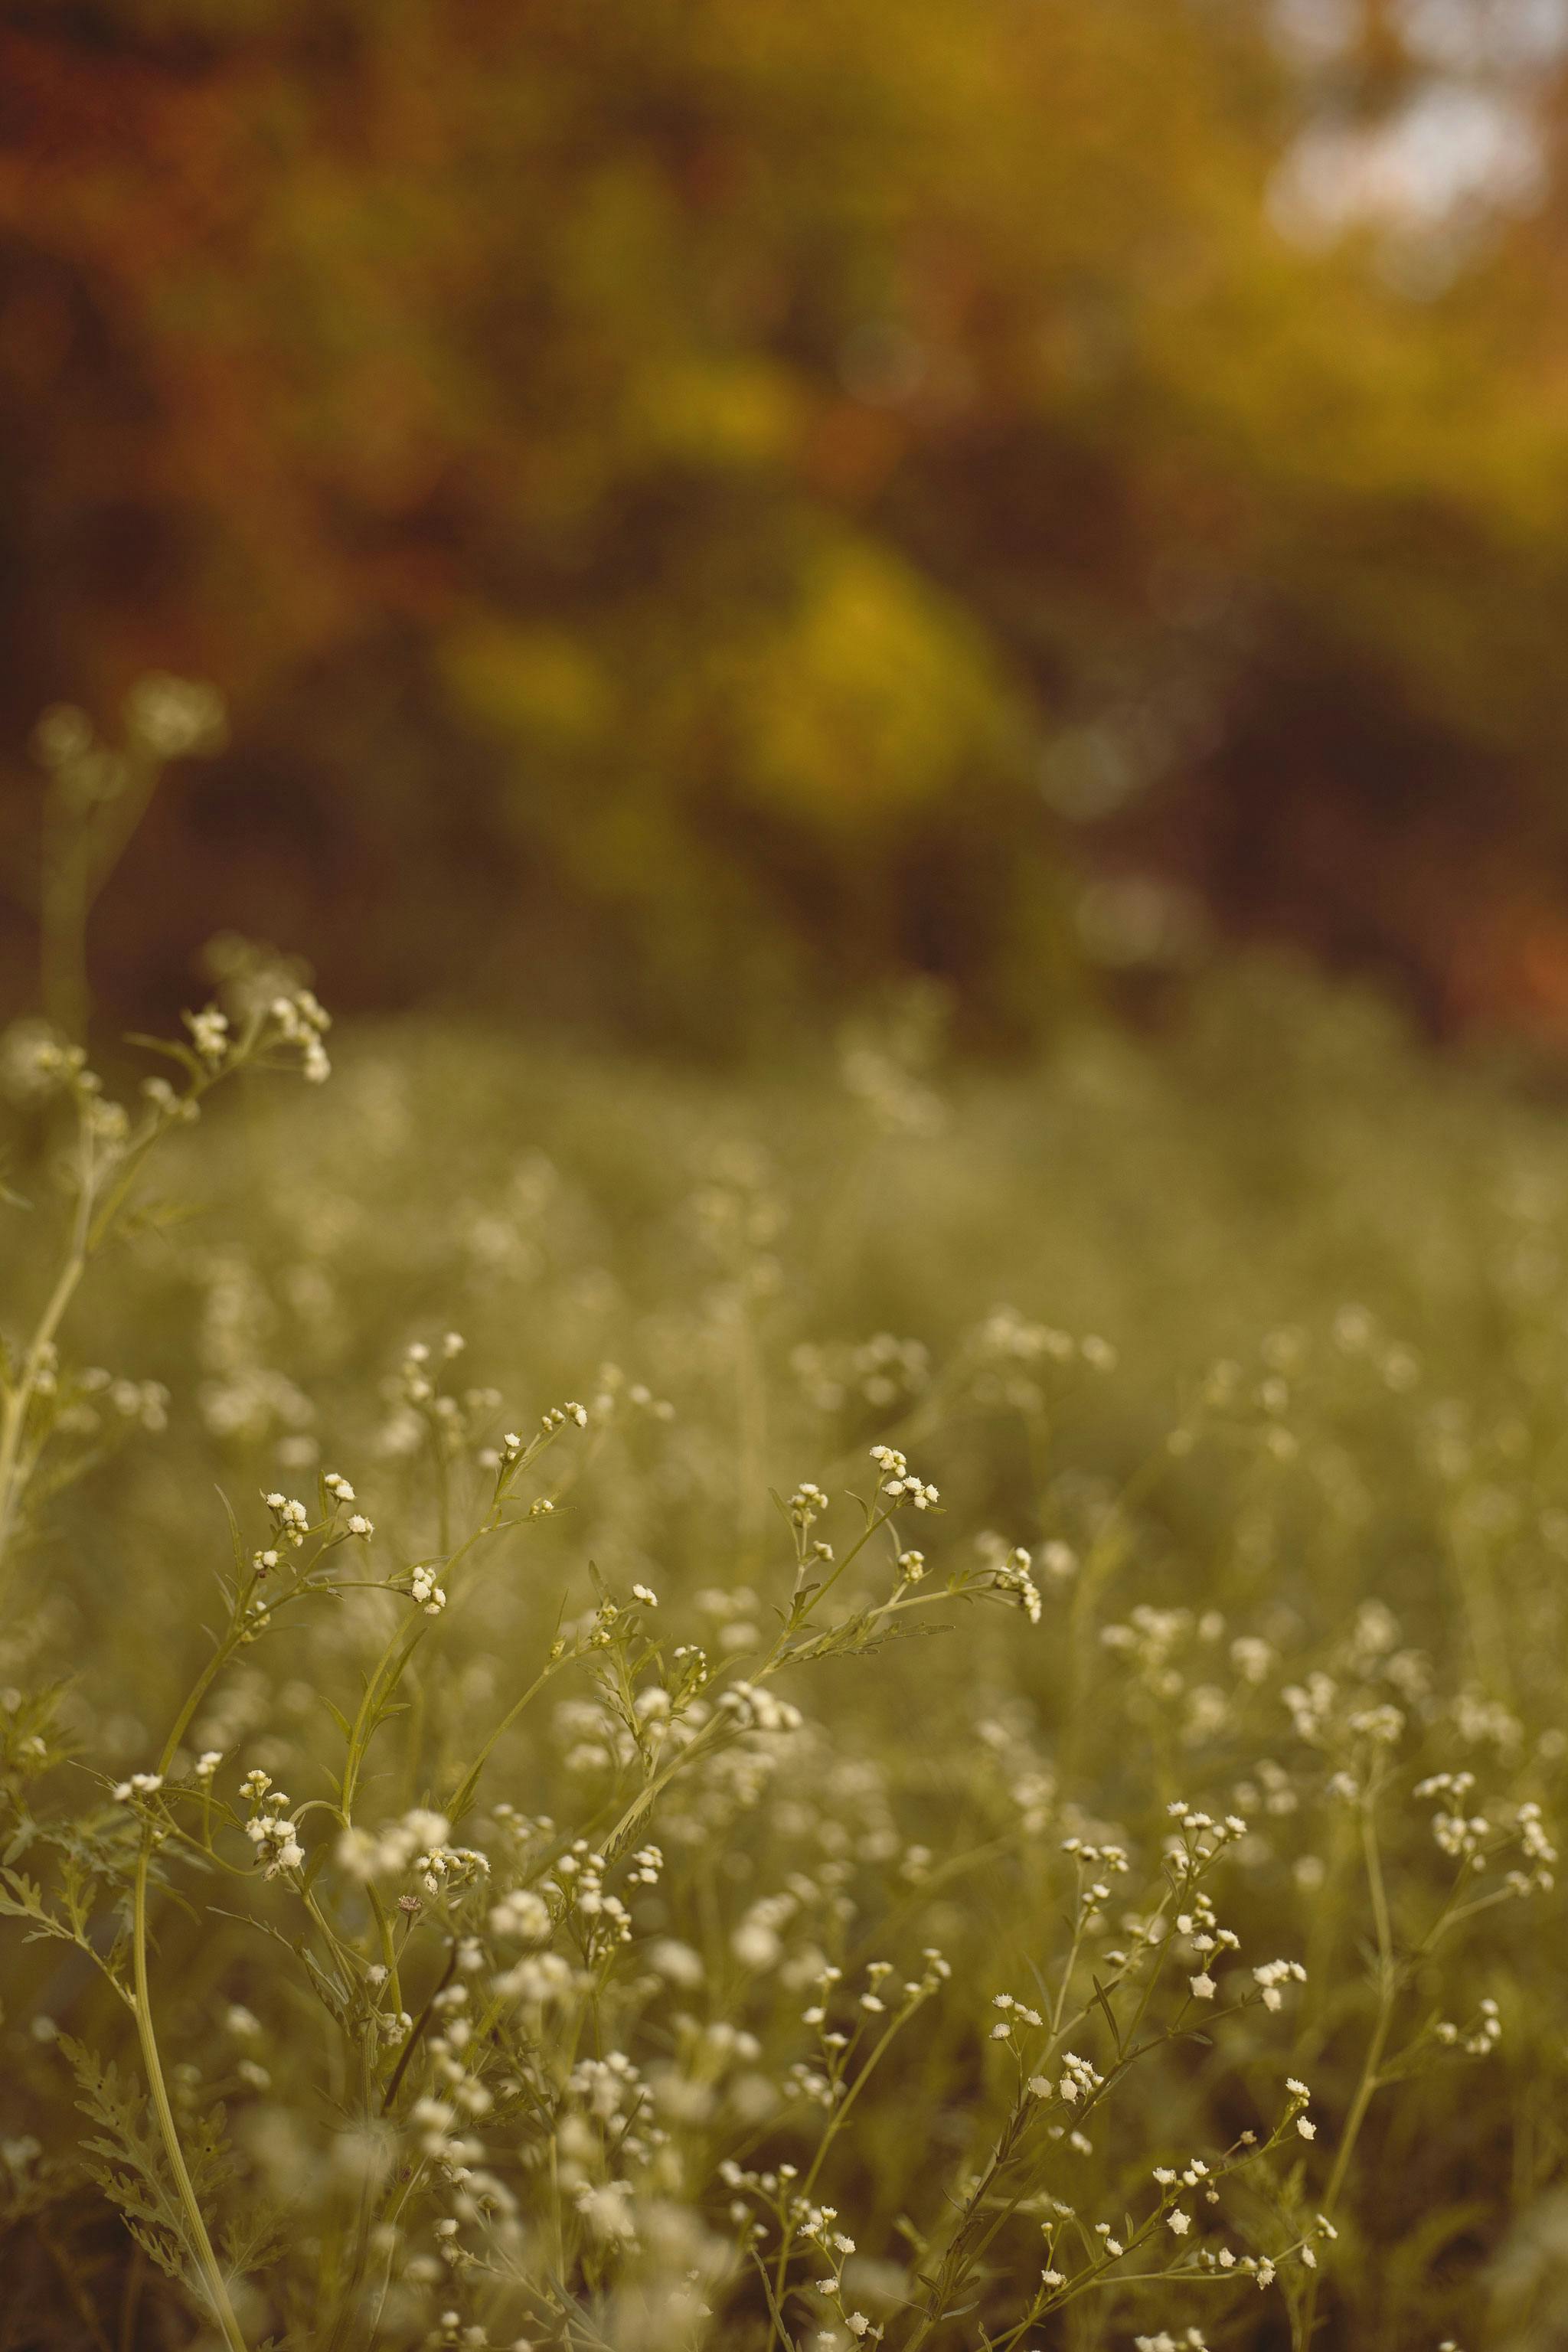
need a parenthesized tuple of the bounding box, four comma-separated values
(0, 986, 330, 2346)
(0, 996, 328, 1589)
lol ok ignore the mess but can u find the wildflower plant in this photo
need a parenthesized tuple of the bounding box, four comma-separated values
(0, 714, 1564, 2348)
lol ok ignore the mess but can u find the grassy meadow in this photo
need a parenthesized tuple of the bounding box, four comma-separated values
(1, 962, 1564, 2350)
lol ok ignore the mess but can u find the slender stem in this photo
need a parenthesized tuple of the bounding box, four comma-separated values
(0, 1030, 246, 1596)
(0, 1199, 90, 1570)
(156, 1641, 241, 1780)
(380, 1941, 457, 2115)
(771, 2005, 920, 2305)
(446, 1655, 567, 1826)
(1298, 1795, 1399, 2346)
(131, 1840, 249, 2352)
(903, 2101, 1030, 2352)
(736, 1293, 767, 1576)
(340, 1618, 426, 1824)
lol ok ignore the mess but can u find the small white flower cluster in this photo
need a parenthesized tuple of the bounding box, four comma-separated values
(423, 1981, 497, 2137)
(1434, 1995, 1502, 2056)
(0, 1021, 84, 1102)
(111, 1769, 165, 1804)
(1152, 2156, 1212, 2191)
(1200, 2248, 1279, 2287)
(1416, 1775, 1557, 1894)
(239, 1771, 304, 1877)
(1164, 1803, 1250, 1865)
(410, 1565, 448, 1615)
(263, 1490, 310, 1547)
(1174, 1888, 1240, 2000)
(1347, 1701, 1405, 1747)
(1514, 1801, 1558, 1890)
(719, 2152, 801, 2233)
(410, 1840, 490, 1898)
(991, 1544, 1043, 1622)
(84, 1090, 132, 1145)
(267, 989, 332, 1083)
(1282, 1671, 1338, 1743)
(590, 1364, 675, 1427)
(734, 1890, 799, 1974)
(785, 2057, 845, 2111)
(338, 1806, 462, 1884)
(717, 1681, 804, 1734)
(798, 2194, 878, 2338)
(790, 1481, 830, 1533)
(85, 1374, 171, 1433)
(140, 1071, 199, 1125)
(569, 2047, 648, 2140)
(572, 2178, 639, 2244)
(800, 1946, 947, 2053)
(518, 1838, 634, 1958)
(1252, 1957, 1308, 2013)
(1058, 1834, 1131, 1930)
(185, 1005, 231, 1068)
(802, 2186, 883, 2344)
(409, 2092, 480, 2167)
(541, 1401, 589, 1432)
(492, 1945, 582, 2009)
(670, 1640, 711, 1698)
(488, 1887, 553, 1944)
(1101, 1602, 1209, 1684)
(626, 1842, 663, 1886)
(858, 1958, 897, 2014)
(870, 1445, 938, 1510)
(1055, 2050, 1106, 2105)
(1423, 1780, 1493, 1866)
(1450, 1686, 1524, 1754)
(973, 1306, 1078, 1366)
(319, 1469, 372, 1537)
(791, 1331, 929, 1416)
(1287, 2076, 1317, 2140)
(964, 1307, 1115, 1413)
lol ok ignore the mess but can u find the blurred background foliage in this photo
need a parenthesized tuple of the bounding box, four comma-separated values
(7, 0, 1568, 1044)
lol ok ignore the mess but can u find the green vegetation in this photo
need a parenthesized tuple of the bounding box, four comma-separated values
(2, 948, 1565, 2347)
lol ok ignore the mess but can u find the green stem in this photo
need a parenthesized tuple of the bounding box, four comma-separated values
(131, 1840, 249, 2352)
(1298, 1796, 1399, 2346)
(771, 2004, 920, 2307)
(0, 1198, 90, 1572)
(446, 1654, 567, 1826)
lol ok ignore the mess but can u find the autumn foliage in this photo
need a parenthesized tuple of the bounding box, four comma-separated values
(5, 0, 1568, 1038)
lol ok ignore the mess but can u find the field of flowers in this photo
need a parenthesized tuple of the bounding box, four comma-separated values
(1, 959, 1564, 2350)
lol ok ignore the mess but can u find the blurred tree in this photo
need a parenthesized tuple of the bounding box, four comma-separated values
(3, 0, 1568, 1042)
